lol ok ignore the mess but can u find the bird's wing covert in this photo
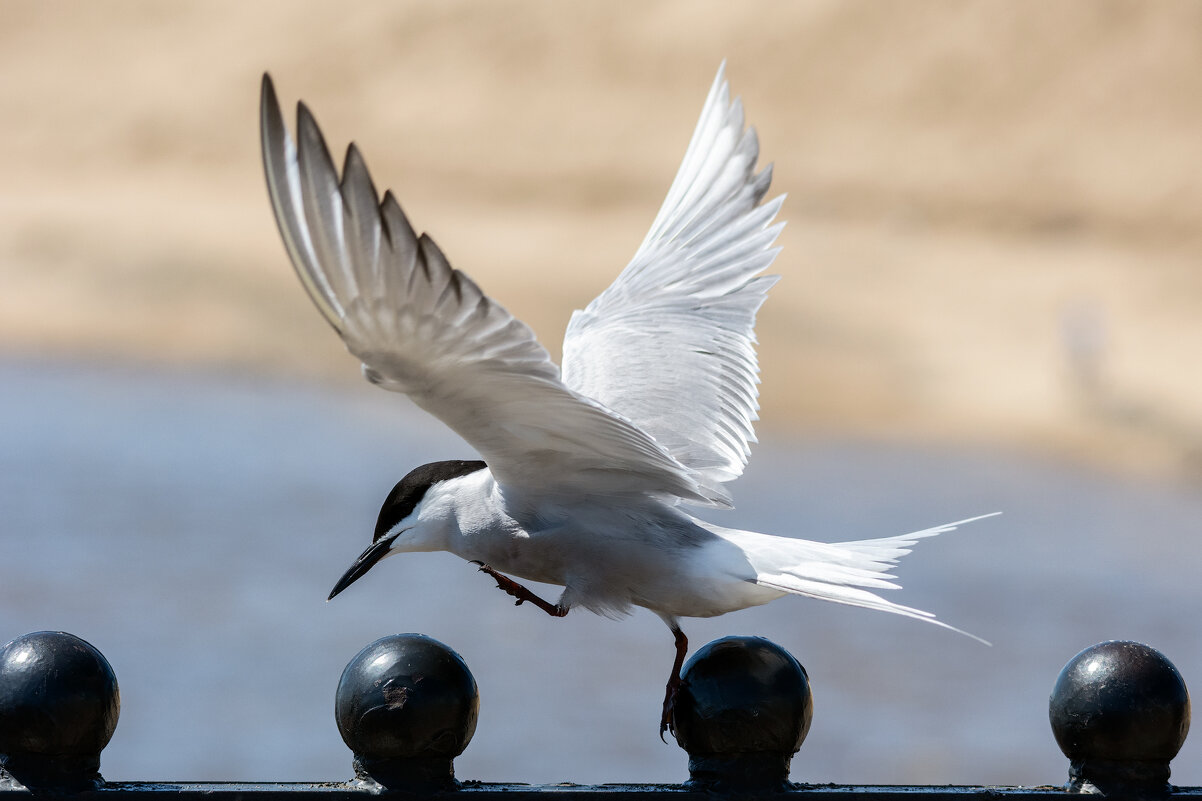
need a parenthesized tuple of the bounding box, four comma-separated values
(260, 75, 728, 506)
(561, 64, 784, 495)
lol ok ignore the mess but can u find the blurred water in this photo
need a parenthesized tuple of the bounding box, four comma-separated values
(2, 357, 1200, 787)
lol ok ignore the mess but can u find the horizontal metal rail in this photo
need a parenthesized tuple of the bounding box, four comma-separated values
(10, 782, 1202, 799)
(0, 631, 1193, 797)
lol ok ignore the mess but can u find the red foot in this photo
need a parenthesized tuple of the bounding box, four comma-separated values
(471, 561, 567, 617)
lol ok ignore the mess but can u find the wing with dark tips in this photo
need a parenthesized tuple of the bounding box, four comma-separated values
(259, 75, 728, 506)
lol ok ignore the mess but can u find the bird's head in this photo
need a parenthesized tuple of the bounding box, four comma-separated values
(328, 459, 487, 600)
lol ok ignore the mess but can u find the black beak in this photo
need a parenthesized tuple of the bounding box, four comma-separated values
(328, 535, 398, 600)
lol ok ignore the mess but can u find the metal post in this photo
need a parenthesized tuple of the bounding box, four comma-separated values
(1049, 640, 1191, 798)
(670, 635, 811, 792)
(0, 631, 120, 791)
(335, 633, 478, 792)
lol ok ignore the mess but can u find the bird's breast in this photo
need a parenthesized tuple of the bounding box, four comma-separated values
(449, 503, 572, 586)
(450, 497, 726, 613)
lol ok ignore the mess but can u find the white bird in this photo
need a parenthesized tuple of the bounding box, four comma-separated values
(259, 65, 992, 737)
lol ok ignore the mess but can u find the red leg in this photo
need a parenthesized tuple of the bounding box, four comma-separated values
(472, 561, 567, 617)
(660, 624, 689, 741)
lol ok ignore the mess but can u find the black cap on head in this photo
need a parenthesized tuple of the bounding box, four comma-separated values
(373, 460, 488, 542)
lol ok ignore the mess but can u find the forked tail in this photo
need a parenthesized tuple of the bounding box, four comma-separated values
(736, 513, 997, 645)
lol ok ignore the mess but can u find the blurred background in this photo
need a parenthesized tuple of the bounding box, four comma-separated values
(2, 0, 1201, 788)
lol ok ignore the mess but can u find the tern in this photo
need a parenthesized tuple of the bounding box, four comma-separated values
(260, 65, 991, 736)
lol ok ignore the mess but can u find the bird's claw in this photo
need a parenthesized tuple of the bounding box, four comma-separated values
(659, 671, 682, 742)
(659, 712, 674, 743)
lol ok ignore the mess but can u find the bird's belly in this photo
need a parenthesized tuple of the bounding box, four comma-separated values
(459, 526, 663, 610)
(457, 530, 572, 587)
(633, 574, 785, 619)
(453, 507, 777, 619)
(621, 534, 787, 619)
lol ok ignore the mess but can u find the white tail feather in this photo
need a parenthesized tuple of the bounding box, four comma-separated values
(723, 513, 998, 645)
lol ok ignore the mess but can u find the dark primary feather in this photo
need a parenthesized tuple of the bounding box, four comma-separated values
(260, 72, 738, 508)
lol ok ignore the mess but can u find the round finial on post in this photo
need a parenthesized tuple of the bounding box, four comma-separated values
(671, 635, 811, 792)
(0, 631, 120, 790)
(1050, 640, 1190, 797)
(335, 633, 479, 791)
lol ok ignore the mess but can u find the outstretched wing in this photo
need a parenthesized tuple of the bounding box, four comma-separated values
(260, 75, 728, 506)
(561, 64, 784, 496)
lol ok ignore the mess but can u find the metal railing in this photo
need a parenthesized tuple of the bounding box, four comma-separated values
(0, 630, 1193, 798)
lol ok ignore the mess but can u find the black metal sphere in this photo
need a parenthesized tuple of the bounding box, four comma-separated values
(1050, 640, 1189, 765)
(335, 634, 478, 762)
(673, 635, 812, 756)
(0, 631, 120, 759)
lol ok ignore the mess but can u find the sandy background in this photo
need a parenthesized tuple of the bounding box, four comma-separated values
(2, 1, 1201, 479)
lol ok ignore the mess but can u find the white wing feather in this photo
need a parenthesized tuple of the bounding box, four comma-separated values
(562, 64, 784, 496)
(260, 75, 727, 505)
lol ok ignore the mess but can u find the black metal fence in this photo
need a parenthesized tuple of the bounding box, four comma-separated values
(0, 630, 1194, 798)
